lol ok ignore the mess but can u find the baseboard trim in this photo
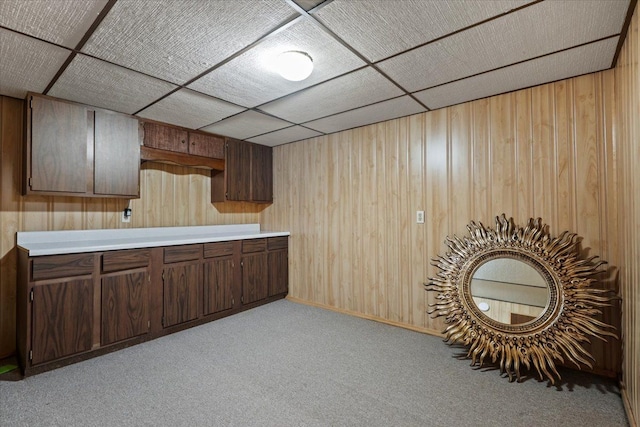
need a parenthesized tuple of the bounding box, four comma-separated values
(622, 387, 637, 427)
(286, 296, 444, 338)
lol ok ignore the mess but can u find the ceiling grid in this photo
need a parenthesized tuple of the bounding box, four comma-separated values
(0, 0, 635, 146)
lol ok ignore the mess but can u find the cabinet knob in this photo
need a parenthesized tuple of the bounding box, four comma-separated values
(181, 140, 186, 144)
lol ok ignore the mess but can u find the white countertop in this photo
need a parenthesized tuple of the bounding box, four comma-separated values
(17, 224, 289, 256)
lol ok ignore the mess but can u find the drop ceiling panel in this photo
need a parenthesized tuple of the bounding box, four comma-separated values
(188, 18, 366, 108)
(293, 0, 327, 11)
(0, 29, 70, 99)
(82, 0, 296, 85)
(259, 67, 405, 123)
(314, 0, 529, 62)
(247, 126, 323, 147)
(0, 0, 107, 48)
(414, 37, 619, 110)
(304, 96, 426, 134)
(48, 54, 178, 115)
(136, 89, 246, 130)
(378, 0, 630, 92)
(200, 110, 291, 141)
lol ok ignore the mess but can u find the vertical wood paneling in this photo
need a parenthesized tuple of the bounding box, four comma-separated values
(615, 3, 639, 425)
(262, 70, 627, 378)
(0, 97, 259, 356)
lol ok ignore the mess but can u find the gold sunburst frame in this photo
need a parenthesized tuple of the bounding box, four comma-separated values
(425, 214, 617, 384)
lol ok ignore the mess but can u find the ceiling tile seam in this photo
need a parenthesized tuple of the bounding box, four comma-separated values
(410, 34, 621, 95)
(297, 94, 412, 128)
(367, 0, 544, 66)
(244, 123, 326, 141)
(131, 13, 304, 116)
(196, 108, 298, 134)
(305, 0, 335, 14)
(430, 67, 616, 112)
(283, 0, 431, 110)
(611, 0, 638, 67)
(43, 0, 118, 95)
(305, 111, 425, 137)
(250, 64, 369, 110)
(0, 24, 72, 51)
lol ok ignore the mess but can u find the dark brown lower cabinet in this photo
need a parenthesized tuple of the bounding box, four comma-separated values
(101, 271, 148, 346)
(31, 279, 93, 365)
(203, 258, 235, 315)
(268, 250, 288, 296)
(242, 252, 269, 304)
(163, 263, 200, 327)
(18, 236, 288, 376)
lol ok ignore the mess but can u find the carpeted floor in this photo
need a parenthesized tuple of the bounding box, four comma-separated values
(0, 300, 629, 426)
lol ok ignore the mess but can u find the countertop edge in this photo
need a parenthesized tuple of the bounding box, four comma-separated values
(19, 231, 290, 257)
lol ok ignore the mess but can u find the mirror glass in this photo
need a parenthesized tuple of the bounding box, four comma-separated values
(470, 258, 549, 325)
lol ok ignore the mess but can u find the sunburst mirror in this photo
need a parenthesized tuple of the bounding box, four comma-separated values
(425, 214, 617, 384)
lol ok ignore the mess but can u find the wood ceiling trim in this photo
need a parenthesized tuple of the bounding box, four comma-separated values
(43, 0, 118, 95)
(612, 0, 638, 67)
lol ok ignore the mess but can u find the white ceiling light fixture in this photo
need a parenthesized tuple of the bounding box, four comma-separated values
(274, 51, 313, 81)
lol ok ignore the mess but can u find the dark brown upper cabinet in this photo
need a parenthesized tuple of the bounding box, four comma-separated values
(24, 93, 140, 198)
(142, 121, 224, 159)
(211, 138, 273, 203)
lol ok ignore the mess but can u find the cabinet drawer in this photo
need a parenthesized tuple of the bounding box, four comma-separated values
(102, 248, 150, 272)
(32, 253, 94, 281)
(164, 245, 202, 263)
(267, 236, 288, 251)
(242, 239, 266, 253)
(204, 241, 235, 258)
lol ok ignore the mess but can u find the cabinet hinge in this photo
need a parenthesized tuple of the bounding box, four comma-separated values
(241, 295, 244, 304)
(161, 316, 165, 327)
(29, 97, 33, 109)
(28, 177, 32, 189)
(148, 320, 151, 329)
(29, 289, 34, 302)
(29, 350, 32, 361)
(161, 271, 164, 281)
(231, 297, 234, 306)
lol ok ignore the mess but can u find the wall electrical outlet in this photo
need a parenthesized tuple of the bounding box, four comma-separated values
(122, 208, 132, 223)
(416, 210, 425, 224)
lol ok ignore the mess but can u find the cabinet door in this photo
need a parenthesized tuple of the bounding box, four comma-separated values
(225, 139, 251, 201)
(31, 279, 93, 365)
(251, 143, 273, 202)
(101, 271, 148, 346)
(29, 95, 88, 194)
(94, 110, 140, 197)
(163, 263, 199, 327)
(189, 132, 224, 159)
(268, 249, 288, 296)
(143, 122, 188, 153)
(241, 253, 268, 304)
(203, 258, 234, 315)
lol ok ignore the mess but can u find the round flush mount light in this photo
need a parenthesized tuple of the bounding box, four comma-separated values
(274, 51, 313, 81)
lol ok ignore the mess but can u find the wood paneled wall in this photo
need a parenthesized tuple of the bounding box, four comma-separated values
(0, 95, 260, 357)
(615, 3, 639, 425)
(261, 70, 622, 377)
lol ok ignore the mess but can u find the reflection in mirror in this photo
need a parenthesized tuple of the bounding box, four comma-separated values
(470, 258, 548, 325)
